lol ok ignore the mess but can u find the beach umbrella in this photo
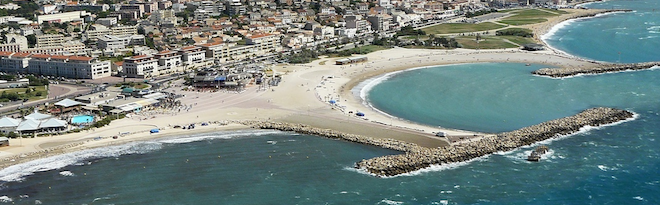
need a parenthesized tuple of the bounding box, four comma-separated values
(150, 129, 159, 133)
(329, 100, 336, 104)
(356, 112, 365, 117)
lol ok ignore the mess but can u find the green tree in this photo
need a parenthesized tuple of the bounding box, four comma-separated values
(26, 34, 36, 48)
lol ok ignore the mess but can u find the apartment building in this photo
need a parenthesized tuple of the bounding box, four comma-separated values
(246, 33, 281, 53)
(154, 50, 182, 74)
(0, 53, 112, 79)
(37, 11, 90, 24)
(96, 17, 118, 26)
(0, 52, 30, 73)
(123, 55, 158, 78)
(98, 35, 146, 50)
(23, 41, 86, 55)
(36, 34, 65, 48)
(4, 34, 28, 51)
(84, 25, 138, 41)
(178, 46, 206, 66)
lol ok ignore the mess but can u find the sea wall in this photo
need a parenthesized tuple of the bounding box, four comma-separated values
(241, 108, 633, 177)
(356, 107, 633, 176)
(532, 62, 660, 78)
(239, 120, 424, 153)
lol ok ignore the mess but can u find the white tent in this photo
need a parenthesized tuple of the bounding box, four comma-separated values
(54, 99, 83, 107)
(24, 111, 52, 121)
(16, 119, 40, 131)
(39, 118, 68, 129)
(0, 117, 20, 128)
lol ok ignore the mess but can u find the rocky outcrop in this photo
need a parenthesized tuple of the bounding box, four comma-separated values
(533, 62, 660, 78)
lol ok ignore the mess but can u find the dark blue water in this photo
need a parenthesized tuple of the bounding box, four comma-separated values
(2, 0, 660, 204)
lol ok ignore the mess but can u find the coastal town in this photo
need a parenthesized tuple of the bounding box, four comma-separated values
(0, 0, 642, 176)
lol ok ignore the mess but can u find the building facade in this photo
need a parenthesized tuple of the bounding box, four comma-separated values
(123, 55, 158, 78)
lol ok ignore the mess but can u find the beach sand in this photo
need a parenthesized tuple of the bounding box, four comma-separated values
(0, 8, 609, 169)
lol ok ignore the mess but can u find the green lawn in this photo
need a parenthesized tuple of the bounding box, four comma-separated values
(498, 9, 561, 26)
(540, 8, 569, 14)
(421, 22, 507, 34)
(0, 86, 49, 101)
(454, 36, 520, 49)
(499, 36, 537, 46)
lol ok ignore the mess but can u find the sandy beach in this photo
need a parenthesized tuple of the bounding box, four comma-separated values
(0, 8, 611, 169)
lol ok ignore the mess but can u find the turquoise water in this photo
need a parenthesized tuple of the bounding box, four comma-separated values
(543, 0, 660, 63)
(2, 0, 660, 204)
(71, 115, 94, 124)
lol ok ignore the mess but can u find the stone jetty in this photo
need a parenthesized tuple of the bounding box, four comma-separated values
(240, 107, 633, 177)
(533, 62, 660, 78)
(239, 120, 424, 153)
(355, 107, 633, 176)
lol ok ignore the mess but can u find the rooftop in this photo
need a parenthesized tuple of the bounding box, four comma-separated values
(12, 52, 31, 58)
(50, 55, 70, 60)
(31, 54, 52, 59)
(0, 51, 13, 57)
(68, 56, 94, 61)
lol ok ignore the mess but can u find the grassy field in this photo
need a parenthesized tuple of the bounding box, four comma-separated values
(499, 36, 537, 45)
(0, 86, 49, 101)
(421, 22, 507, 34)
(498, 9, 561, 25)
(540, 8, 569, 14)
(454, 36, 520, 49)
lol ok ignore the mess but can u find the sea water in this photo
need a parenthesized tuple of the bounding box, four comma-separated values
(3, 0, 660, 204)
(542, 0, 660, 63)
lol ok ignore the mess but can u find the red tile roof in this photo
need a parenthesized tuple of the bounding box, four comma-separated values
(114, 61, 123, 66)
(0, 51, 13, 57)
(158, 50, 176, 54)
(31, 54, 52, 59)
(248, 33, 274, 39)
(181, 46, 198, 50)
(12, 52, 31, 58)
(68, 56, 93, 61)
(131, 55, 149, 59)
(50, 55, 70, 60)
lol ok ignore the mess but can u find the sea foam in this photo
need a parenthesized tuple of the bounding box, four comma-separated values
(0, 130, 284, 182)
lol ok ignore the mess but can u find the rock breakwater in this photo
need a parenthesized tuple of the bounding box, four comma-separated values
(355, 107, 633, 177)
(533, 62, 660, 78)
(239, 120, 424, 153)
(240, 108, 633, 177)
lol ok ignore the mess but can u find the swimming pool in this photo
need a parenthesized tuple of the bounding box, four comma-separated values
(71, 115, 94, 124)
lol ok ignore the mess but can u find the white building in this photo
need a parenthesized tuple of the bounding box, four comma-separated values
(0, 3, 20, 10)
(154, 50, 182, 74)
(97, 35, 146, 50)
(0, 52, 31, 73)
(36, 34, 65, 48)
(123, 55, 158, 78)
(96, 17, 118, 26)
(27, 54, 111, 79)
(178, 46, 206, 66)
(37, 11, 90, 24)
(84, 24, 138, 41)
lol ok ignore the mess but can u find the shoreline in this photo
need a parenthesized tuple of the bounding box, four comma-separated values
(0, 7, 641, 175)
(532, 8, 633, 58)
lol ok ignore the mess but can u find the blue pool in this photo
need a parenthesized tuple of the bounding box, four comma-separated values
(71, 115, 94, 124)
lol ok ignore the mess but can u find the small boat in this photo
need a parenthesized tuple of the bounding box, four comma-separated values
(525, 63, 531, 66)
(267, 141, 277, 145)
